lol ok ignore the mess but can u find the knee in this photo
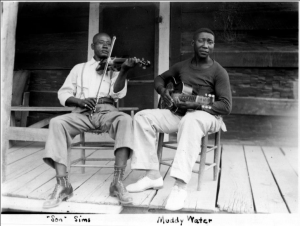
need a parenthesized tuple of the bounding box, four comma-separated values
(49, 117, 64, 129)
(118, 113, 133, 124)
(179, 112, 207, 131)
(134, 110, 147, 123)
(179, 114, 197, 127)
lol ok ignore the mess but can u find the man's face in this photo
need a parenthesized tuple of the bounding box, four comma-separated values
(192, 32, 215, 58)
(92, 34, 112, 59)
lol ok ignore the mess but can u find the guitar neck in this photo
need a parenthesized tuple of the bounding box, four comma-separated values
(179, 94, 212, 105)
(180, 95, 197, 102)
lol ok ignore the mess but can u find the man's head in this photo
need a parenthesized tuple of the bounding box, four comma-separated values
(91, 33, 112, 60)
(191, 28, 215, 58)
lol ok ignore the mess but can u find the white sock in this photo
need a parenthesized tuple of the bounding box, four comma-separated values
(146, 170, 161, 180)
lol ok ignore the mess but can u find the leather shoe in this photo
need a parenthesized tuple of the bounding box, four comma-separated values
(126, 176, 163, 193)
(165, 185, 187, 211)
(43, 184, 73, 209)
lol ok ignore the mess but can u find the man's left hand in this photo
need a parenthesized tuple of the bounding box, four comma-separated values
(173, 97, 198, 110)
(121, 57, 138, 70)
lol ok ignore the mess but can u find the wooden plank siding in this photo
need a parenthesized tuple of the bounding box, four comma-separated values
(169, 2, 298, 146)
(14, 2, 90, 126)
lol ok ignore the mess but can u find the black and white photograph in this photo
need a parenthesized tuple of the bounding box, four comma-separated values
(1, 1, 299, 225)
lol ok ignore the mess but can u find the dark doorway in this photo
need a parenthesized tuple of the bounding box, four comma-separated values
(99, 2, 158, 111)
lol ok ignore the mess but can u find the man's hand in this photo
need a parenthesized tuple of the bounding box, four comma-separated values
(173, 97, 198, 110)
(78, 98, 96, 111)
(160, 88, 174, 107)
(121, 57, 138, 71)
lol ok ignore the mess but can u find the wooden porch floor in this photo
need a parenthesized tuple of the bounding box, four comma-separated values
(2, 137, 298, 214)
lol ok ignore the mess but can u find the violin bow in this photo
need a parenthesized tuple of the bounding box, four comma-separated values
(91, 36, 116, 116)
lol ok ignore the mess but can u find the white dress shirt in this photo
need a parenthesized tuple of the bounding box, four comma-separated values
(58, 58, 127, 108)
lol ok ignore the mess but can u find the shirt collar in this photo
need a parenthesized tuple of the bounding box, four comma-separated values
(89, 57, 99, 66)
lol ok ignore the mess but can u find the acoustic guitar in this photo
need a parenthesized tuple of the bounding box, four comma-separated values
(158, 76, 215, 116)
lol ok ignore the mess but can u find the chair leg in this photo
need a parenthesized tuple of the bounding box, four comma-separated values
(197, 134, 208, 191)
(157, 133, 164, 170)
(67, 148, 71, 181)
(80, 132, 86, 174)
(213, 130, 221, 181)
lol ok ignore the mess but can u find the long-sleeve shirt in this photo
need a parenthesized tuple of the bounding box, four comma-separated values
(155, 57, 232, 116)
(58, 58, 127, 112)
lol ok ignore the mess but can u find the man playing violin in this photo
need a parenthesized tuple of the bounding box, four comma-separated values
(43, 33, 138, 208)
(127, 28, 232, 211)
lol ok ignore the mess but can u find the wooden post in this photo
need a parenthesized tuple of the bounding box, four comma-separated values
(1, 2, 19, 182)
(87, 2, 100, 61)
(158, 2, 170, 141)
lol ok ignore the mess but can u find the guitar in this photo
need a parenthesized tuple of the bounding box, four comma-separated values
(158, 76, 215, 116)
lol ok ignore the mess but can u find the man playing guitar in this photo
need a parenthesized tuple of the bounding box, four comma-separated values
(127, 28, 232, 211)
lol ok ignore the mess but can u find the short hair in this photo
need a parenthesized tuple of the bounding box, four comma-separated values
(193, 28, 215, 40)
(92, 32, 111, 43)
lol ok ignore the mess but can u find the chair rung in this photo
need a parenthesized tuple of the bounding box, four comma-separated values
(163, 144, 177, 149)
(163, 141, 177, 144)
(195, 161, 214, 166)
(84, 158, 114, 161)
(71, 164, 114, 168)
(192, 163, 216, 173)
(72, 146, 114, 150)
(160, 158, 173, 161)
(205, 163, 216, 171)
(207, 146, 217, 152)
(160, 161, 172, 167)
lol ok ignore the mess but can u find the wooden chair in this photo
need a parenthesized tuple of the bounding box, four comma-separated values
(157, 130, 221, 191)
(68, 105, 138, 174)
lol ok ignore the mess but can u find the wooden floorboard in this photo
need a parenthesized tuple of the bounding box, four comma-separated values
(244, 146, 289, 213)
(8, 142, 44, 165)
(217, 145, 254, 213)
(2, 196, 122, 214)
(262, 146, 298, 213)
(6, 150, 45, 182)
(281, 147, 298, 175)
(2, 140, 297, 214)
(2, 164, 52, 196)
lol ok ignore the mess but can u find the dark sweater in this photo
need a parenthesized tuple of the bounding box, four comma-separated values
(155, 57, 232, 116)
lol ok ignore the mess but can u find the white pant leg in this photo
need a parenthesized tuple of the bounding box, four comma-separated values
(170, 110, 223, 183)
(131, 109, 181, 170)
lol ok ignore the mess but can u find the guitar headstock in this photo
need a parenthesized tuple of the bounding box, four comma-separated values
(138, 58, 151, 69)
(205, 94, 215, 104)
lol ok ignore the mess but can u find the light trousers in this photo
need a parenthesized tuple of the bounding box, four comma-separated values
(131, 109, 224, 184)
(43, 104, 134, 169)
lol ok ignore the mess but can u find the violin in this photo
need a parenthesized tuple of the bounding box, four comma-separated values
(97, 57, 151, 71)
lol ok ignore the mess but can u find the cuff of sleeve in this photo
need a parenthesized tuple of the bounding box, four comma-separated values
(58, 94, 73, 106)
(110, 79, 128, 99)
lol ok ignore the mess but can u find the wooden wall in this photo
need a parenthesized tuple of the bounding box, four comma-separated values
(14, 2, 90, 125)
(170, 2, 298, 146)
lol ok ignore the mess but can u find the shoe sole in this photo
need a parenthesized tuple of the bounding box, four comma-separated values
(43, 193, 74, 209)
(127, 185, 163, 193)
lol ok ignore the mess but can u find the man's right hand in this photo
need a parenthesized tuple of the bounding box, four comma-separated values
(77, 98, 96, 111)
(160, 88, 174, 107)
